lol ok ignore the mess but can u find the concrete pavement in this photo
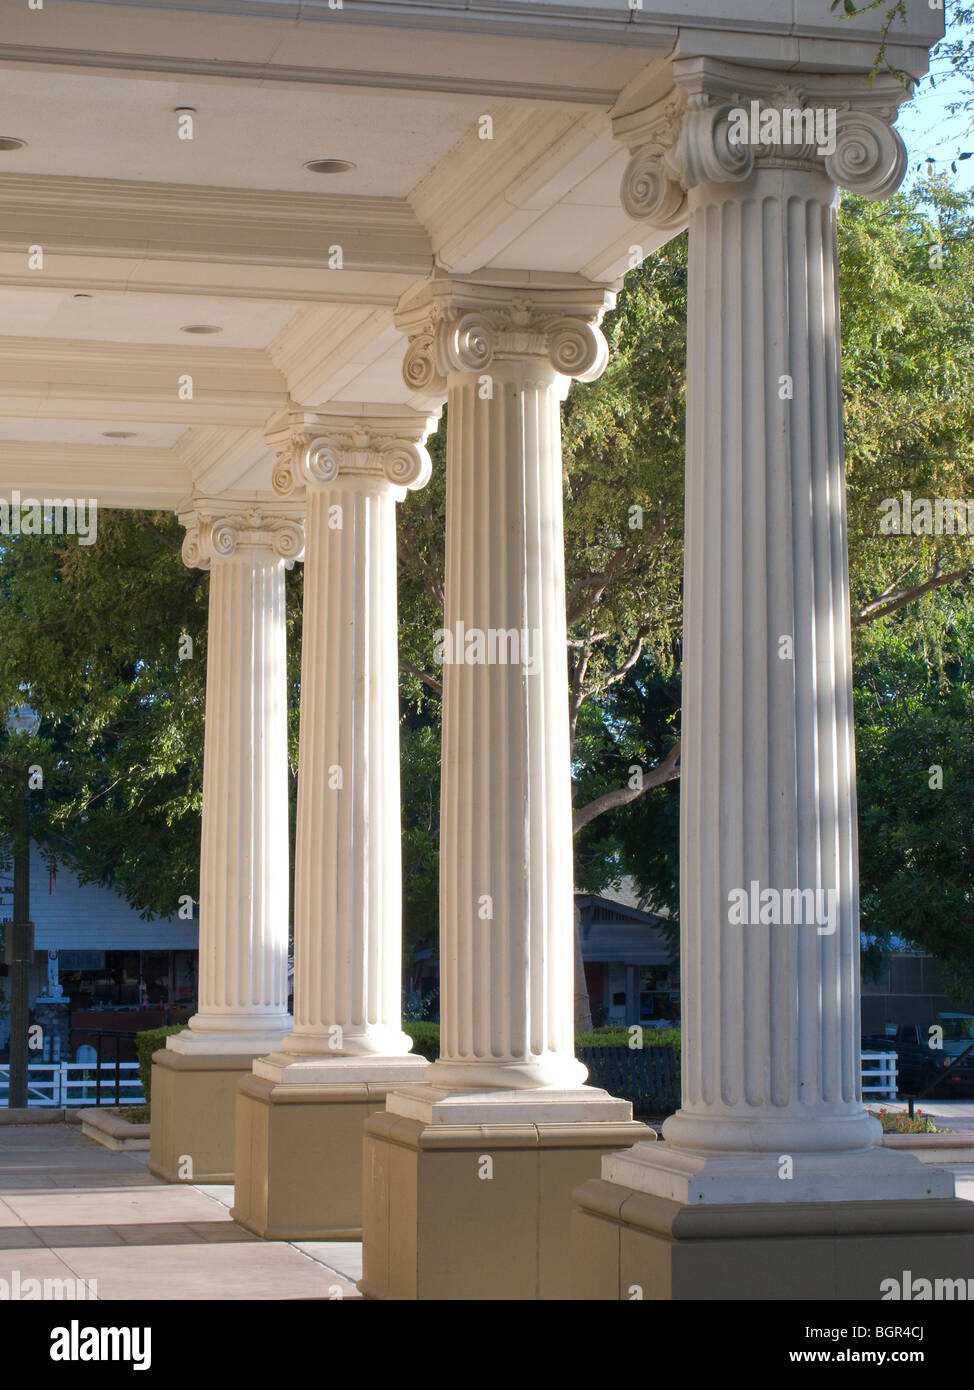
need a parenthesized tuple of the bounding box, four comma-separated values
(0, 1122, 362, 1300)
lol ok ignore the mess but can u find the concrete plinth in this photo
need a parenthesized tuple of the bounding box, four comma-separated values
(572, 1177, 974, 1300)
(231, 1072, 395, 1240)
(148, 1049, 256, 1184)
(360, 1106, 651, 1301)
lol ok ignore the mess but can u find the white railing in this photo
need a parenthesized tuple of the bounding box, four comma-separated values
(0, 1061, 145, 1107)
(862, 1049, 898, 1101)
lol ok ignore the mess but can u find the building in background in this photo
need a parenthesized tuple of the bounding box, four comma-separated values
(576, 882, 679, 1030)
(0, 844, 198, 1057)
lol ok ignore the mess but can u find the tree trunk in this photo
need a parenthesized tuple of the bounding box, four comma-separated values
(573, 901, 593, 1033)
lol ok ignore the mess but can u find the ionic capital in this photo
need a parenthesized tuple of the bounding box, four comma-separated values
(614, 59, 909, 228)
(179, 497, 305, 571)
(394, 274, 615, 398)
(267, 407, 437, 498)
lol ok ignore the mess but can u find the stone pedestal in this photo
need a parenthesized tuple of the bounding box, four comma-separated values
(572, 62, 973, 1299)
(362, 1104, 648, 1301)
(230, 409, 435, 1239)
(148, 499, 302, 1184)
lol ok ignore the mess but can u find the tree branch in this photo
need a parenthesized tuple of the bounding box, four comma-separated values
(854, 566, 972, 626)
(400, 660, 443, 696)
(572, 740, 681, 835)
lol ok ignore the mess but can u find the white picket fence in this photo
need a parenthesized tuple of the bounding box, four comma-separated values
(861, 1049, 898, 1100)
(0, 1055, 895, 1108)
(0, 1061, 145, 1107)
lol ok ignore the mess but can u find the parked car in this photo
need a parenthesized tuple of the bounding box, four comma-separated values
(862, 1013, 974, 1097)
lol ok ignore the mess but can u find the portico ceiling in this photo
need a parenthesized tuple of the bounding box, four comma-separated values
(0, 0, 940, 509)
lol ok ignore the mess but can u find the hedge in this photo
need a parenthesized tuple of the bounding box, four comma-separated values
(403, 1020, 441, 1061)
(404, 1021, 680, 1062)
(135, 1025, 187, 1102)
(134, 1020, 678, 1098)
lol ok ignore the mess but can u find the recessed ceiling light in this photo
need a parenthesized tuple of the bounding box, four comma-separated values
(0, 137, 26, 152)
(303, 158, 356, 175)
(180, 324, 222, 334)
(102, 431, 136, 439)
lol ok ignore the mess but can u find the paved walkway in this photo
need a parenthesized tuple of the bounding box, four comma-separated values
(2, 1110, 972, 1299)
(0, 1124, 362, 1300)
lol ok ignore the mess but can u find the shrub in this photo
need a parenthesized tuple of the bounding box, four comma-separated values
(404, 1020, 440, 1061)
(135, 1025, 187, 1103)
(575, 1026, 682, 1061)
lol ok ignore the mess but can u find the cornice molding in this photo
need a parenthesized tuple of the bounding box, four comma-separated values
(0, 337, 287, 427)
(0, 174, 432, 276)
(408, 107, 612, 275)
(0, 441, 191, 509)
(266, 304, 398, 406)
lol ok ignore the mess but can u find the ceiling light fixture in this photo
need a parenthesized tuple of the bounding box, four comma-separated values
(0, 137, 26, 152)
(102, 431, 136, 439)
(303, 158, 356, 174)
(180, 324, 222, 334)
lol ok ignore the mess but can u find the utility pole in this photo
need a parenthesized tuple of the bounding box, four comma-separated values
(3, 705, 39, 1111)
(5, 790, 32, 1110)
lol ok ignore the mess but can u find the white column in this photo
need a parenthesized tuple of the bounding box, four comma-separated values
(255, 407, 436, 1084)
(171, 499, 303, 1054)
(388, 276, 631, 1109)
(604, 64, 953, 1201)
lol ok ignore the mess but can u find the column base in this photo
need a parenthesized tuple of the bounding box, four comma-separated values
(360, 1089, 652, 1300)
(602, 1138, 958, 1205)
(148, 1049, 261, 1184)
(571, 1178, 974, 1300)
(230, 1063, 429, 1240)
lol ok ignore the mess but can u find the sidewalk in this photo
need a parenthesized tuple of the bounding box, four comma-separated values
(0, 1123, 362, 1300)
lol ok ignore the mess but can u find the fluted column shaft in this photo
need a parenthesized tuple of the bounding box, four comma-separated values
(289, 477, 408, 1054)
(174, 501, 303, 1053)
(614, 63, 910, 1156)
(257, 409, 435, 1079)
(667, 166, 872, 1152)
(394, 277, 613, 1090)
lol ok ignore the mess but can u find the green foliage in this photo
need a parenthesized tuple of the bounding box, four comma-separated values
(855, 606, 974, 996)
(135, 1025, 186, 1102)
(0, 511, 303, 919)
(403, 1020, 440, 1061)
(575, 1026, 682, 1060)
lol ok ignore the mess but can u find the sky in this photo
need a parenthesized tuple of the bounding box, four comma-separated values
(895, 12, 974, 189)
